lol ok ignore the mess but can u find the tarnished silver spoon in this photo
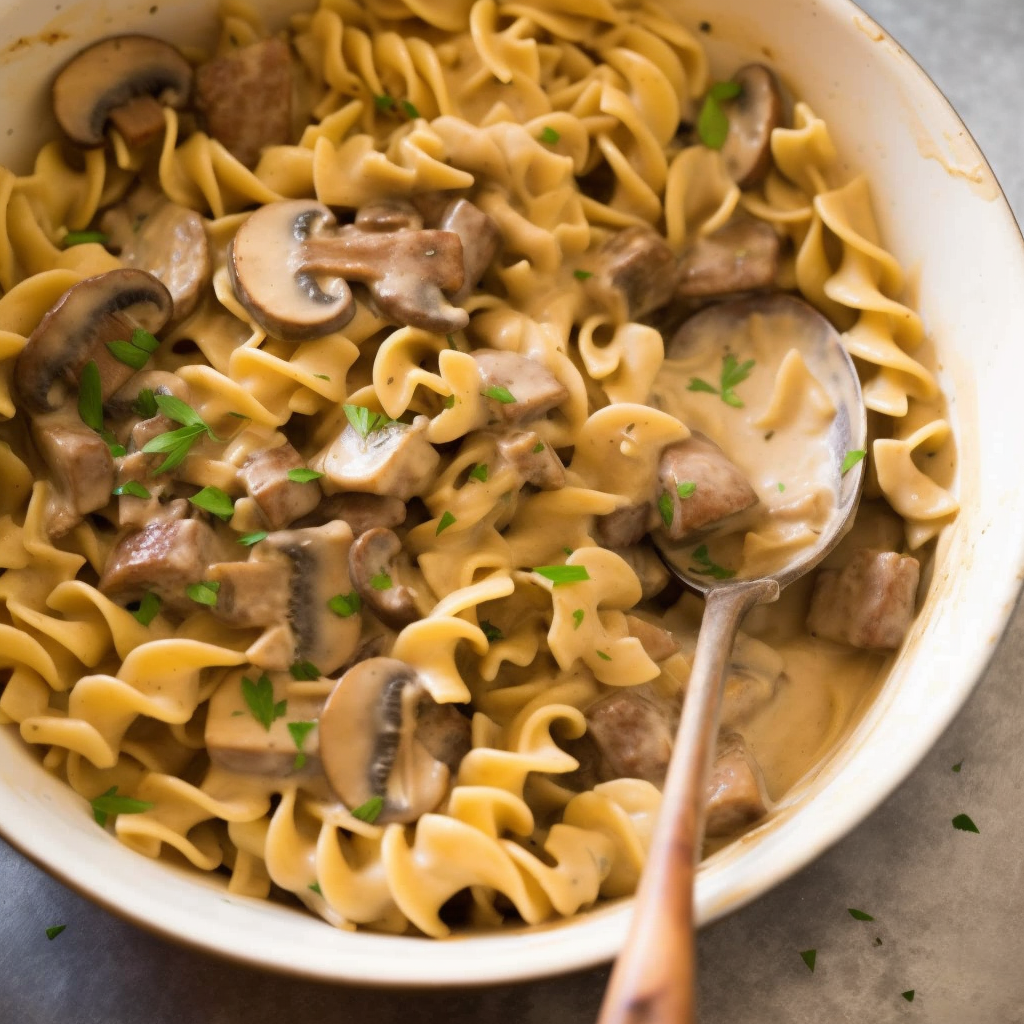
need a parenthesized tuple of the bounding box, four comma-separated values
(598, 294, 867, 1024)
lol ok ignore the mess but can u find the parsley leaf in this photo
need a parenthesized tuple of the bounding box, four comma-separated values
(687, 354, 755, 407)
(690, 543, 736, 580)
(241, 673, 287, 731)
(343, 404, 394, 440)
(468, 463, 489, 483)
(188, 485, 235, 521)
(90, 786, 154, 826)
(539, 126, 560, 144)
(436, 510, 457, 535)
(400, 99, 420, 119)
(480, 620, 503, 642)
(113, 481, 150, 499)
(290, 660, 321, 681)
(848, 908, 874, 921)
(799, 949, 816, 973)
(288, 721, 317, 771)
(238, 531, 268, 547)
(596, 650, 612, 661)
(677, 481, 697, 499)
(185, 580, 220, 606)
(901, 991, 915, 1003)
(952, 813, 979, 833)
(106, 339, 149, 370)
(78, 360, 103, 432)
(697, 80, 741, 150)
(62, 230, 108, 247)
(132, 591, 161, 627)
(132, 388, 158, 419)
(142, 396, 221, 473)
(657, 492, 674, 529)
(287, 467, 323, 484)
(45, 924, 67, 940)
(686, 377, 720, 396)
(572, 608, 584, 630)
(370, 571, 393, 590)
(573, 269, 593, 281)
(481, 385, 517, 404)
(328, 591, 362, 617)
(952, 760, 963, 773)
(374, 94, 395, 111)
(351, 796, 384, 823)
(842, 449, 867, 475)
(309, 882, 323, 895)
(532, 442, 545, 453)
(533, 565, 591, 586)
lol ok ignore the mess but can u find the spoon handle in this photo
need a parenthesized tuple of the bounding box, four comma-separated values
(597, 578, 779, 1024)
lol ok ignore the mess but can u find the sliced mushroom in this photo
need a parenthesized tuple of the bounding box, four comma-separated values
(106, 369, 190, 420)
(32, 415, 116, 537)
(355, 201, 423, 233)
(608, 545, 671, 601)
(719, 64, 784, 189)
(584, 226, 679, 321)
(292, 492, 407, 534)
(496, 430, 566, 490)
(720, 632, 784, 730)
(473, 350, 568, 424)
(624, 614, 680, 663)
(593, 502, 654, 549)
(439, 199, 501, 302)
(806, 548, 920, 650)
(239, 442, 322, 531)
(348, 527, 420, 629)
(657, 432, 759, 542)
(98, 518, 218, 614)
(676, 217, 781, 299)
(310, 414, 439, 501)
(704, 733, 771, 838)
(52, 35, 193, 148)
(585, 688, 676, 785)
(117, 202, 211, 321)
(229, 200, 468, 339)
(14, 269, 173, 415)
(207, 560, 289, 629)
(195, 38, 292, 169)
(319, 657, 467, 823)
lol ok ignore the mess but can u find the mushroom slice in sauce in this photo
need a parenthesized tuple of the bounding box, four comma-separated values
(51, 35, 193, 148)
(704, 733, 771, 838)
(14, 269, 173, 415)
(293, 492, 407, 534)
(719, 64, 784, 190)
(676, 217, 781, 299)
(32, 416, 116, 537)
(195, 38, 293, 169)
(657, 432, 759, 542)
(473, 350, 569, 424)
(319, 657, 469, 824)
(585, 689, 676, 786)
(806, 548, 921, 650)
(585, 226, 679, 321)
(348, 527, 420, 629)
(496, 430, 566, 490)
(207, 560, 289, 629)
(310, 414, 439, 501)
(229, 200, 469, 340)
(593, 503, 655, 549)
(239, 442, 322, 531)
(439, 198, 501, 302)
(624, 614, 681, 663)
(719, 632, 785, 730)
(99, 518, 218, 615)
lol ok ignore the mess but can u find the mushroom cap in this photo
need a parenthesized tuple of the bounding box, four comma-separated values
(228, 200, 355, 341)
(348, 527, 420, 629)
(14, 268, 173, 415)
(319, 657, 452, 824)
(52, 35, 193, 148)
(720, 64, 784, 190)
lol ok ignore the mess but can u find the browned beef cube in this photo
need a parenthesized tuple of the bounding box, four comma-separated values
(586, 690, 673, 785)
(593, 502, 653, 548)
(625, 614, 680, 662)
(807, 548, 920, 650)
(208, 560, 289, 628)
(704, 733, 770, 838)
(440, 199, 501, 301)
(293, 492, 407, 534)
(676, 218, 780, 299)
(496, 430, 566, 490)
(586, 227, 679, 320)
(473, 350, 568, 424)
(239, 443, 322, 530)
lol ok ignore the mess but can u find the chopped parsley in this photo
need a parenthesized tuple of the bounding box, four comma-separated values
(688, 353, 755, 408)
(799, 949, 816, 973)
(572, 608, 584, 630)
(595, 650, 612, 661)
(532, 442, 545, 454)
(113, 480, 150, 499)
(188, 485, 235, 521)
(573, 269, 593, 281)
(480, 620, 503, 642)
(842, 449, 867, 475)
(436, 510, 457, 535)
(374, 94, 395, 111)
(697, 80, 742, 150)
(901, 991, 915, 1003)
(290, 660, 321, 681)
(90, 786, 154, 826)
(141, 395, 221, 473)
(657, 492, 674, 529)
(690, 543, 736, 580)
(328, 591, 362, 617)
(237, 531, 269, 547)
(106, 328, 160, 371)
(131, 591, 161, 627)
(952, 761, 963, 773)
(62, 229, 109, 247)
(78, 360, 103, 432)
(952, 813, 979, 833)
(468, 463, 489, 483)
(443, 394, 456, 409)
(400, 99, 420, 119)
(241, 673, 287, 731)
(309, 882, 323, 895)
(778, 482, 786, 492)
(539, 126, 560, 144)
(287, 467, 323, 484)
(351, 796, 384, 823)
(185, 580, 220, 606)
(132, 388, 159, 419)
(343, 403, 394, 439)
(848, 908, 874, 921)
(288, 721, 317, 770)
(313, 373, 331, 381)
(677, 481, 697, 499)
(370, 570, 393, 590)
(533, 564, 591, 586)
(446, 334, 457, 349)
(45, 924, 67, 940)
(481, 384, 517, 404)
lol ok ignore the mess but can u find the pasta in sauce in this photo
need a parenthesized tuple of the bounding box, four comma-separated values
(0, 0, 958, 936)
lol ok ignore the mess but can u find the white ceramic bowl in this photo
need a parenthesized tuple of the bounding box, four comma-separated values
(1, 0, 1022, 988)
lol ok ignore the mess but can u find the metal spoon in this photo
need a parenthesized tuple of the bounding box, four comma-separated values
(597, 294, 867, 1024)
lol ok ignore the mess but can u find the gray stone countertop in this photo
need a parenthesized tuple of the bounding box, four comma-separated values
(2, 1, 1023, 1022)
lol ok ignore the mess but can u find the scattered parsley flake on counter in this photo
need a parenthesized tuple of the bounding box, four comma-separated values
(374, 93, 395, 111)
(848, 908, 874, 921)
(952, 761, 963, 773)
(62, 229, 109, 247)
(874, 937, 884, 947)
(572, 608, 584, 630)
(573, 269, 593, 281)
(288, 721, 317, 770)
(902, 991, 915, 1003)
(952, 813, 979, 833)
(657, 492, 674, 529)
(185, 580, 220, 606)
(532, 442, 545, 453)
(468, 463, 489, 483)
(690, 543, 736, 580)
(480, 620, 503, 642)
(45, 924, 67, 940)
(596, 650, 612, 661)
(436, 510, 457, 535)
(241, 673, 287, 731)
(309, 882, 322, 895)
(370, 570, 393, 590)
(290, 660, 321, 681)
(189, 485, 235, 520)
(533, 564, 591, 586)
(482, 384, 517, 404)
(539, 125, 560, 144)
(842, 449, 867, 474)
(113, 480, 150, 499)
(132, 591, 161, 626)
(328, 591, 362, 617)
(677, 481, 697, 499)
(287, 467, 323, 484)
(343, 403, 393, 439)
(132, 387, 158, 419)
(697, 80, 741, 150)
(90, 786, 154, 826)
(78, 360, 103, 432)
(351, 796, 384, 823)
(799, 949, 816, 973)
(238, 531, 269, 547)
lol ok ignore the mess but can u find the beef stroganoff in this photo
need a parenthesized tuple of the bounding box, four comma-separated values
(0, 0, 958, 936)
